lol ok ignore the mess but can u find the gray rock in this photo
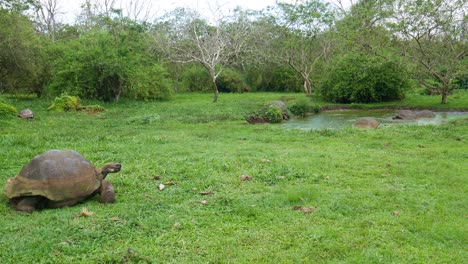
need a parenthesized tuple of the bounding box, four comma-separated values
(416, 110, 436, 118)
(393, 110, 417, 120)
(354, 117, 380, 128)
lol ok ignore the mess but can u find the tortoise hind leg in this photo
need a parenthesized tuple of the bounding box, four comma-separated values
(99, 180, 116, 203)
(14, 196, 43, 213)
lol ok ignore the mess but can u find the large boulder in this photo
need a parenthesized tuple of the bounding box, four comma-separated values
(393, 110, 418, 120)
(354, 117, 380, 129)
(268, 100, 289, 120)
(393, 110, 436, 120)
(416, 110, 436, 118)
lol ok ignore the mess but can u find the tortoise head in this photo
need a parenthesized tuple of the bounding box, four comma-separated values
(101, 162, 122, 178)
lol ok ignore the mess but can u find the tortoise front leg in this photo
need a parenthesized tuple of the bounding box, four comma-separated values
(15, 196, 43, 213)
(99, 180, 116, 203)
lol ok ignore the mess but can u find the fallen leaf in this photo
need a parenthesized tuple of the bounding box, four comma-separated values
(164, 181, 176, 186)
(75, 207, 93, 217)
(109, 217, 127, 224)
(240, 175, 253, 181)
(200, 191, 214, 195)
(201, 200, 209, 205)
(261, 158, 272, 163)
(153, 175, 161, 180)
(56, 240, 74, 246)
(158, 183, 165, 191)
(293, 206, 319, 214)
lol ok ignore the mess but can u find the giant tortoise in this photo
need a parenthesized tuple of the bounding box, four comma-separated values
(4, 150, 121, 213)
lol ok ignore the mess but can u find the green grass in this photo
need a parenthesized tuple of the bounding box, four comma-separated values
(0, 92, 467, 263)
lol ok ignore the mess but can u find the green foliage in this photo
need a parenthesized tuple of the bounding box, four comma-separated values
(246, 65, 303, 92)
(0, 102, 17, 117)
(288, 98, 309, 117)
(180, 64, 212, 92)
(49, 20, 172, 101)
(0, 9, 48, 96)
(126, 64, 173, 100)
(246, 104, 284, 123)
(320, 53, 410, 103)
(48, 94, 82, 112)
(263, 105, 283, 123)
(216, 68, 248, 93)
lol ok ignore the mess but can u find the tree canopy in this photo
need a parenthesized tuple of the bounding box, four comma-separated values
(0, 0, 466, 103)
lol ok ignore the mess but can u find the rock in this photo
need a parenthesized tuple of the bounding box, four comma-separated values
(269, 100, 290, 120)
(354, 117, 380, 128)
(416, 110, 436, 118)
(269, 100, 288, 113)
(18, 109, 34, 119)
(393, 110, 417, 120)
(393, 110, 436, 120)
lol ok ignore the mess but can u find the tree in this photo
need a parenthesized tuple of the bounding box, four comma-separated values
(0, 9, 47, 96)
(35, 0, 62, 42)
(154, 7, 251, 102)
(390, 0, 467, 104)
(259, 0, 335, 95)
(50, 17, 172, 101)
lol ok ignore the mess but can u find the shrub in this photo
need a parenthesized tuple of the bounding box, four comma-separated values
(246, 65, 303, 92)
(180, 65, 212, 92)
(288, 99, 309, 117)
(216, 68, 248, 93)
(0, 102, 17, 117)
(263, 105, 283, 123)
(126, 64, 173, 100)
(48, 94, 82, 112)
(246, 105, 284, 124)
(320, 53, 410, 103)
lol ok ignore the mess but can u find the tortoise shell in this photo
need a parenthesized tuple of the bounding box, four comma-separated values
(18, 109, 34, 119)
(4, 150, 103, 202)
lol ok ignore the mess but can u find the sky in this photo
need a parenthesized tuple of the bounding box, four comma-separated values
(56, 0, 350, 24)
(58, 0, 279, 23)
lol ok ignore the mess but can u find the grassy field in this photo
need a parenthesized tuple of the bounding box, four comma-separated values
(0, 92, 467, 263)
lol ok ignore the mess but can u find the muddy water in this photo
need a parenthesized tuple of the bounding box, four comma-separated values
(282, 110, 468, 130)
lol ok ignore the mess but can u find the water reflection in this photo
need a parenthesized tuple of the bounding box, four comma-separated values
(282, 110, 468, 130)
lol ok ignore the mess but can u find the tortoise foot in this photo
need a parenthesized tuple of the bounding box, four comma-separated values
(99, 180, 116, 203)
(15, 197, 41, 213)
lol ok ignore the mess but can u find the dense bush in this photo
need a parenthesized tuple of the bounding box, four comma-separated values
(0, 102, 17, 117)
(216, 68, 248, 93)
(48, 21, 172, 101)
(48, 94, 82, 111)
(245, 65, 303, 92)
(0, 10, 48, 96)
(126, 64, 173, 100)
(319, 53, 410, 103)
(246, 103, 285, 124)
(180, 65, 212, 92)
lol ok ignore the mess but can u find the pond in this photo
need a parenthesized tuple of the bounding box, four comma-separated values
(282, 110, 468, 130)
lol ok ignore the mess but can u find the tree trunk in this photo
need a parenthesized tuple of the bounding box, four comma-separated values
(213, 85, 219, 103)
(209, 68, 219, 103)
(441, 92, 448, 104)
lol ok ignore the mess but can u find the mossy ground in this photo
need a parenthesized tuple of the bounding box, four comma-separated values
(0, 92, 467, 263)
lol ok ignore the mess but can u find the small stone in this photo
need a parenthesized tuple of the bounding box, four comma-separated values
(240, 175, 253, 181)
